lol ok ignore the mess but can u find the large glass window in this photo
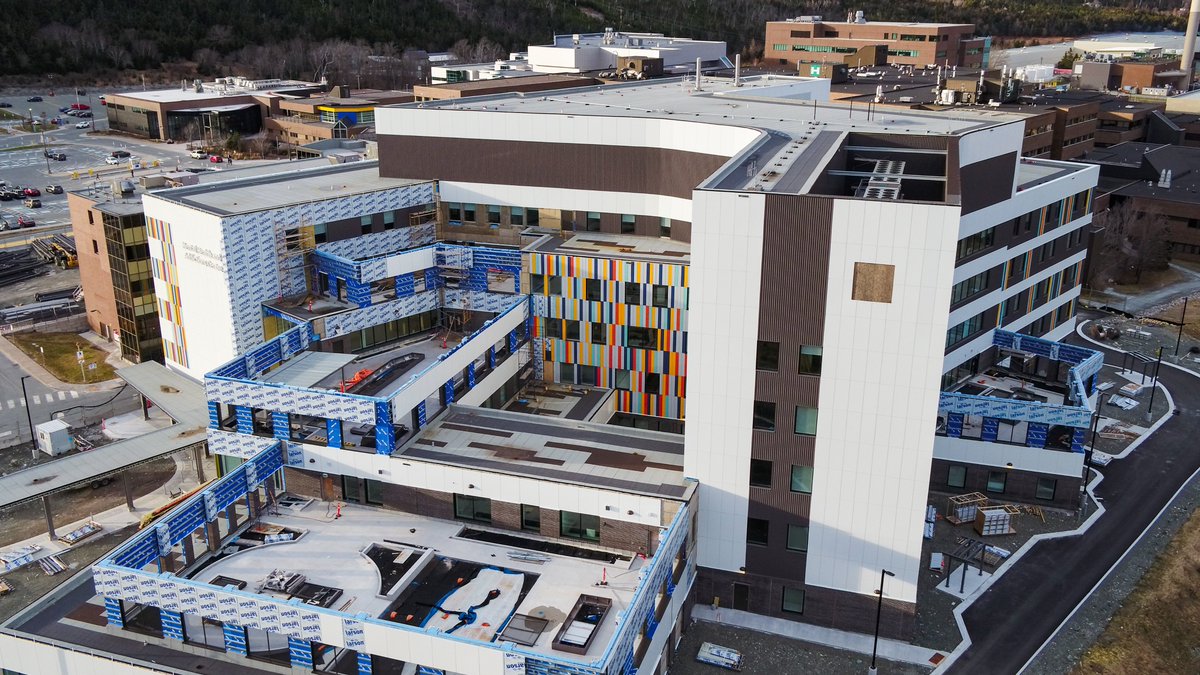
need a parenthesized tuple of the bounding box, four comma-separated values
(521, 504, 541, 531)
(948, 465, 967, 488)
(747, 517, 769, 546)
(591, 322, 607, 345)
(753, 401, 776, 432)
(560, 511, 600, 541)
(510, 207, 525, 226)
(454, 494, 492, 523)
(614, 369, 632, 390)
(462, 204, 476, 221)
(750, 459, 773, 487)
(487, 205, 501, 225)
(756, 341, 779, 371)
(621, 214, 636, 234)
(565, 320, 581, 341)
(955, 227, 995, 261)
(798, 346, 823, 375)
(586, 212, 601, 231)
(624, 282, 641, 305)
(950, 271, 989, 305)
(790, 465, 814, 494)
(986, 471, 1007, 494)
(794, 406, 818, 436)
(652, 285, 670, 308)
(786, 525, 809, 552)
(627, 327, 658, 349)
(548, 276, 562, 295)
(644, 373, 661, 395)
(781, 587, 805, 614)
(585, 278, 602, 302)
(1036, 477, 1057, 501)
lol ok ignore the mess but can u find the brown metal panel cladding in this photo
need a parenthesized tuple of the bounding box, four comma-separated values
(671, 219, 691, 243)
(945, 136, 962, 206)
(378, 134, 730, 201)
(960, 151, 1017, 215)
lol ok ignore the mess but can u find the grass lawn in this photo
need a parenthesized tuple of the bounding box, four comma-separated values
(7, 332, 115, 383)
(1074, 505, 1200, 674)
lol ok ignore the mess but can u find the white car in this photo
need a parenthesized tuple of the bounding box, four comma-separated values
(104, 155, 122, 165)
(189, 150, 207, 159)
(75, 121, 91, 129)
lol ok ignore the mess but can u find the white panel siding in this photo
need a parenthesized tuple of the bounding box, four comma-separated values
(683, 190, 766, 572)
(806, 199, 961, 603)
(438, 182, 694, 224)
(934, 435, 1085, 477)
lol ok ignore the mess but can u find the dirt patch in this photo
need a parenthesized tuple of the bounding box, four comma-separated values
(1108, 265, 1184, 296)
(0, 524, 137, 624)
(0, 456, 176, 547)
(1073, 504, 1200, 674)
(7, 331, 116, 383)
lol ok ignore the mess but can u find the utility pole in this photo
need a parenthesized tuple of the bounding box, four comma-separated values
(1175, 297, 1189, 356)
(869, 569, 895, 675)
(21, 375, 35, 458)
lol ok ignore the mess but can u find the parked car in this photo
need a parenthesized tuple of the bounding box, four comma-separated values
(105, 155, 122, 165)
(75, 121, 91, 129)
(43, 150, 66, 161)
(0, 102, 12, 108)
(58, 106, 71, 113)
(111, 150, 131, 158)
(26, 96, 43, 102)
(23, 198, 41, 208)
(70, 103, 89, 110)
(17, 215, 35, 227)
(189, 150, 208, 159)
(78, 111, 92, 118)
(0, 219, 13, 231)
(0, 192, 13, 202)
(45, 185, 63, 194)
(209, 155, 224, 163)
(21, 187, 40, 197)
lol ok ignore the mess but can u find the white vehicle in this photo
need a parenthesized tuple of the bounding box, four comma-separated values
(189, 150, 208, 159)
(104, 155, 122, 165)
(75, 121, 91, 129)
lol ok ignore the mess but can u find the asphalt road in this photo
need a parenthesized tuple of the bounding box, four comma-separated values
(948, 319, 1198, 674)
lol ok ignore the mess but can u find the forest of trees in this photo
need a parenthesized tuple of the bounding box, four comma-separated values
(0, 0, 1188, 86)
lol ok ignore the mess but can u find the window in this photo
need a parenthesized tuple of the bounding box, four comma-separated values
(560, 511, 600, 541)
(454, 494, 492, 523)
(627, 327, 657, 349)
(591, 322, 606, 345)
(487, 205, 501, 225)
(517, 504, 541, 531)
(463, 204, 476, 221)
(956, 228, 995, 260)
(660, 217, 671, 238)
(644, 373, 661, 395)
(510, 207, 525, 226)
(950, 271, 989, 305)
(360, 215, 373, 235)
(851, 262, 895, 303)
(652, 285, 670, 308)
(383, 211, 396, 230)
(621, 214, 636, 234)
(548, 276, 562, 295)
(544, 319, 562, 339)
(624, 282, 641, 305)
(565, 320, 581, 341)
(986, 470, 1007, 494)
(586, 212, 601, 231)
(1035, 477, 1057, 500)
(1045, 200, 1063, 230)
(92, 239, 99, 254)
(753, 401, 776, 432)
(794, 406, 818, 436)
(749, 459, 773, 487)
(747, 518, 769, 546)
(1070, 190, 1090, 221)
(314, 223, 327, 244)
(947, 465, 967, 488)
(1056, 301, 1073, 324)
(756, 341, 779, 371)
(790, 465, 814, 494)
(798, 346, 823, 376)
(946, 312, 986, 348)
(585, 278, 601, 302)
(1001, 294, 1022, 323)
(530, 274, 545, 294)
(781, 587, 805, 614)
(527, 208, 539, 227)
(614, 369, 631, 390)
(786, 525, 809, 552)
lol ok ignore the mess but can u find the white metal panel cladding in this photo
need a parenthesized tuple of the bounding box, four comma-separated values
(322, 291, 440, 337)
(205, 377, 378, 424)
(317, 222, 437, 261)
(219, 182, 436, 356)
(206, 428, 281, 458)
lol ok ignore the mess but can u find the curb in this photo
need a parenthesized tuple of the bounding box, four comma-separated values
(0, 331, 126, 391)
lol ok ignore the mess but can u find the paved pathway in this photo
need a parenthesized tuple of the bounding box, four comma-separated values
(944, 315, 1197, 674)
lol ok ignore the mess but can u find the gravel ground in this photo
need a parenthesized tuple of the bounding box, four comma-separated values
(1023, 462, 1200, 675)
(914, 493, 1090, 653)
(1084, 314, 1200, 378)
(673, 620, 932, 675)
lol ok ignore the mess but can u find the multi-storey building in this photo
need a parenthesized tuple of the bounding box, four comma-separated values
(765, 16, 989, 69)
(2, 75, 1102, 674)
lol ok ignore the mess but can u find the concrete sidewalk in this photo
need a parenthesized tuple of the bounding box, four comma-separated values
(691, 605, 946, 668)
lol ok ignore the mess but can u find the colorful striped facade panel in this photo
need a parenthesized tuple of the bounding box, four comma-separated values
(542, 338, 687, 380)
(527, 253, 689, 288)
(613, 390, 685, 419)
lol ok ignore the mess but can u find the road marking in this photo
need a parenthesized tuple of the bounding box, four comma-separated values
(0, 430, 10, 439)
(5, 399, 12, 409)
(57, 391, 66, 400)
(20, 398, 26, 407)
(70, 390, 79, 398)
(32, 394, 40, 404)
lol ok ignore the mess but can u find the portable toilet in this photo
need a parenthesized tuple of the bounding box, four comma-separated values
(36, 419, 74, 456)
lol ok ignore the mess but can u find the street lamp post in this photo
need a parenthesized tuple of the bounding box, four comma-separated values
(1144, 346, 1163, 424)
(870, 569, 896, 675)
(20, 375, 35, 458)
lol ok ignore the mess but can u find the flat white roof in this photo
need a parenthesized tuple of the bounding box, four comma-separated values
(107, 79, 319, 105)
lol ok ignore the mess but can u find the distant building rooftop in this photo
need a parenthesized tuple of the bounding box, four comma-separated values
(528, 232, 690, 263)
(105, 76, 322, 105)
(769, 17, 973, 29)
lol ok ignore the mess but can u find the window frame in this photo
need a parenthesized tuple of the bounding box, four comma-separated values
(794, 406, 818, 436)
(756, 341, 780, 371)
(790, 465, 814, 494)
(753, 401, 777, 432)
(786, 524, 809, 552)
(746, 517, 770, 546)
(749, 459, 773, 488)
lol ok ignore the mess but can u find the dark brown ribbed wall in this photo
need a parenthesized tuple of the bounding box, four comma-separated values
(378, 135, 731, 201)
(960, 151, 1017, 214)
(746, 194, 833, 581)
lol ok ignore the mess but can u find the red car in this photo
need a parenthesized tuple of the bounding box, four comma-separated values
(17, 215, 35, 227)
(22, 187, 40, 197)
(69, 103, 90, 110)
(209, 155, 224, 163)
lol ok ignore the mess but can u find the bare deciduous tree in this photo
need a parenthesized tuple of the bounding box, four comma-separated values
(1087, 201, 1172, 287)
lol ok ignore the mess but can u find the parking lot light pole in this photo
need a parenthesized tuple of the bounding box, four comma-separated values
(869, 569, 895, 675)
(21, 374, 35, 456)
